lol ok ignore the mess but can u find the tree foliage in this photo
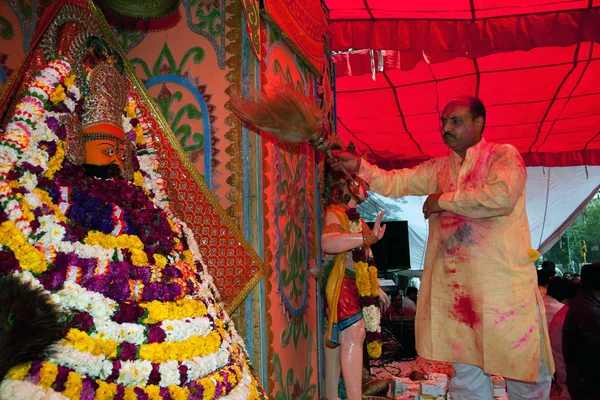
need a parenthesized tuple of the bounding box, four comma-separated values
(542, 193, 600, 273)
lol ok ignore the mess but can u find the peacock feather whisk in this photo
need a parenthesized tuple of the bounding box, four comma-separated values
(0, 275, 66, 382)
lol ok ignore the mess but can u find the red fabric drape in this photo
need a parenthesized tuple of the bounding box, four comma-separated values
(331, 8, 600, 71)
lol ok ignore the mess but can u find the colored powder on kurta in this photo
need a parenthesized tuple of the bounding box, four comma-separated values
(512, 326, 535, 349)
(494, 309, 516, 325)
(452, 295, 480, 328)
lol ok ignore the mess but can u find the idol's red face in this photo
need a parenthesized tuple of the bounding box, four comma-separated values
(85, 138, 125, 168)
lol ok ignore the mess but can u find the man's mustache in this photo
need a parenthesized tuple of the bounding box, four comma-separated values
(443, 132, 455, 139)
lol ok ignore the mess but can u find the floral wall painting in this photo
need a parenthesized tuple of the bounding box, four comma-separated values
(260, 22, 320, 397)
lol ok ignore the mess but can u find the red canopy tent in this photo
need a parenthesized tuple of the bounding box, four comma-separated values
(326, 0, 600, 169)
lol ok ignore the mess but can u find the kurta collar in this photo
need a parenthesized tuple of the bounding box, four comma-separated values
(451, 137, 487, 165)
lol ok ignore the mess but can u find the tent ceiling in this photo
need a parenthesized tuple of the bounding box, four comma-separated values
(325, 1, 600, 168)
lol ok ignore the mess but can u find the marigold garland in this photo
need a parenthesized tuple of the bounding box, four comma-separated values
(140, 298, 209, 323)
(0, 220, 47, 273)
(139, 330, 222, 363)
(345, 207, 382, 359)
(0, 54, 266, 399)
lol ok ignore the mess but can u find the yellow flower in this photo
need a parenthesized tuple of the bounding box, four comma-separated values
(6, 363, 31, 381)
(34, 188, 67, 222)
(63, 328, 118, 358)
(168, 384, 190, 400)
(84, 231, 144, 251)
(134, 125, 145, 145)
(141, 298, 208, 323)
(38, 361, 58, 388)
(528, 248, 540, 262)
(63, 74, 76, 89)
(125, 99, 137, 119)
(123, 387, 137, 400)
(368, 266, 379, 297)
(131, 248, 149, 266)
(95, 380, 118, 400)
(0, 221, 47, 273)
(49, 84, 66, 104)
(145, 385, 162, 400)
(133, 171, 145, 187)
(183, 250, 194, 265)
(62, 371, 83, 399)
(199, 377, 216, 400)
(366, 341, 382, 358)
(43, 140, 65, 179)
(139, 331, 221, 363)
(354, 261, 371, 297)
(153, 253, 167, 269)
(249, 378, 260, 399)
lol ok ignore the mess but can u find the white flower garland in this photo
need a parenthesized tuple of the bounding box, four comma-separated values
(0, 378, 70, 400)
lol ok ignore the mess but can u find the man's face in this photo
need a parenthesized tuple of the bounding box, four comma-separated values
(407, 292, 418, 301)
(440, 102, 483, 156)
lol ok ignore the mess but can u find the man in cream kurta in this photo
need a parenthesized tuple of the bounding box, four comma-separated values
(329, 96, 554, 399)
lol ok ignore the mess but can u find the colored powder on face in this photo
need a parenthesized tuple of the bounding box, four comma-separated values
(452, 295, 480, 328)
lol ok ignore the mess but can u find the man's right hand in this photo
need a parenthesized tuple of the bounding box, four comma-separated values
(327, 150, 361, 173)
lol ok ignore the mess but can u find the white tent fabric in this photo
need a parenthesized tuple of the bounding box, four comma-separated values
(357, 166, 600, 270)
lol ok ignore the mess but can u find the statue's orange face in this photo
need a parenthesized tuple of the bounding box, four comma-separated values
(84, 138, 126, 168)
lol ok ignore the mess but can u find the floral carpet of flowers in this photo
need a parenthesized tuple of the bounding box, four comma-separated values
(0, 58, 265, 399)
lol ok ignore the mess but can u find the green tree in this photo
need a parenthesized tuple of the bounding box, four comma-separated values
(543, 193, 600, 272)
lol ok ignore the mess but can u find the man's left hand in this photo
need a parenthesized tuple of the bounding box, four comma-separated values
(423, 193, 443, 219)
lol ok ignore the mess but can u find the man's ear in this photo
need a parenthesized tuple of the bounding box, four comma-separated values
(475, 116, 484, 131)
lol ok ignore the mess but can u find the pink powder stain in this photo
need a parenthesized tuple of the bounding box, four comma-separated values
(451, 295, 480, 329)
(451, 342, 464, 354)
(494, 309, 516, 326)
(450, 282, 461, 290)
(462, 151, 493, 187)
(512, 326, 535, 349)
(446, 267, 457, 274)
(440, 215, 467, 229)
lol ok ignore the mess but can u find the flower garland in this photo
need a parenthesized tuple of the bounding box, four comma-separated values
(345, 207, 383, 358)
(0, 54, 266, 399)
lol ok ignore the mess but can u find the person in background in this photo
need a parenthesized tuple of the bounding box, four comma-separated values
(563, 263, 600, 399)
(402, 286, 418, 320)
(571, 273, 581, 284)
(542, 260, 557, 279)
(538, 267, 553, 297)
(549, 280, 580, 400)
(545, 277, 569, 326)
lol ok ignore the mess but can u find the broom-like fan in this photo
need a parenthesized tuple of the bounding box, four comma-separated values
(230, 85, 359, 184)
(0, 275, 66, 382)
(230, 84, 324, 145)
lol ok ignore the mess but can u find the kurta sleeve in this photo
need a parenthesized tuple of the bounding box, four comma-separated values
(357, 159, 437, 198)
(437, 145, 526, 219)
